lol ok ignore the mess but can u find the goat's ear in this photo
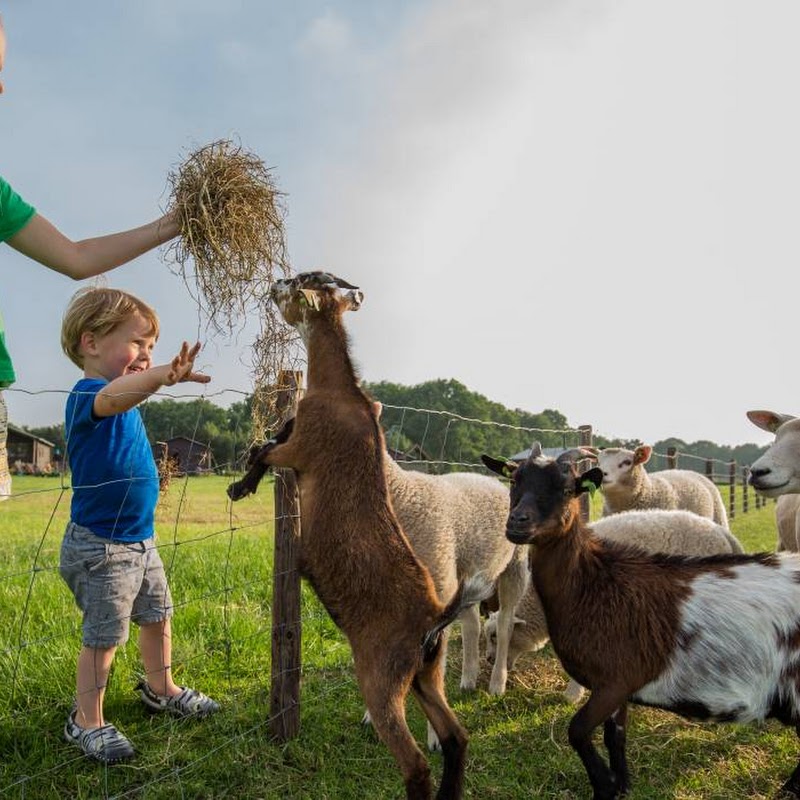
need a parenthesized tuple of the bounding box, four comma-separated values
(747, 409, 795, 433)
(299, 289, 322, 310)
(371, 401, 383, 419)
(481, 454, 517, 479)
(576, 467, 603, 496)
(633, 445, 652, 465)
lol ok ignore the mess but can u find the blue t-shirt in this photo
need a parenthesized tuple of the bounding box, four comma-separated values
(65, 377, 159, 542)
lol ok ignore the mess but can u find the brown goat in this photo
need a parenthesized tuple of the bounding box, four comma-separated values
(228, 272, 489, 800)
(483, 443, 800, 799)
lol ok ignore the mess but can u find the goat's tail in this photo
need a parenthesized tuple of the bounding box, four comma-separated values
(421, 573, 495, 661)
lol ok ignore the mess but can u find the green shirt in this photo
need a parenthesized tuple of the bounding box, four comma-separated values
(0, 176, 37, 387)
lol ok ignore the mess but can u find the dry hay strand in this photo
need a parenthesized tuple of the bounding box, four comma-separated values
(165, 138, 291, 333)
(249, 298, 305, 440)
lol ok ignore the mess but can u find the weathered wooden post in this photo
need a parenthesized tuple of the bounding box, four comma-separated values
(270, 370, 303, 741)
(742, 466, 749, 514)
(667, 447, 677, 470)
(578, 424, 593, 522)
(728, 460, 736, 520)
(705, 459, 713, 482)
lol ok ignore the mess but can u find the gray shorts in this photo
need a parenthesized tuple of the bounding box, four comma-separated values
(59, 521, 173, 648)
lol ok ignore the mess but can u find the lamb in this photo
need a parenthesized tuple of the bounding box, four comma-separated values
(227, 272, 490, 800)
(592, 445, 729, 526)
(483, 509, 745, 704)
(383, 453, 529, 697)
(483, 444, 800, 799)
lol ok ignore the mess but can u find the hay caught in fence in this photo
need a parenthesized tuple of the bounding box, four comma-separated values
(164, 139, 299, 432)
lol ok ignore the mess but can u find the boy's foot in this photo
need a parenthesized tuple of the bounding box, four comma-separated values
(64, 710, 134, 764)
(137, 679, 219, 718)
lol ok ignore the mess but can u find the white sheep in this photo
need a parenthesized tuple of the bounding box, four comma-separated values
(747, 410, 800, 553)
(748, 409, 800, 495)
(483, 508, 744, 703)
(592, 445, 728, 526)
(384, 458, 529, 697)
(776, 495, 800, 552)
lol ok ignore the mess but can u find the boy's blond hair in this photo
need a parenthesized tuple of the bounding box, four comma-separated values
(61, 287, 160, 369)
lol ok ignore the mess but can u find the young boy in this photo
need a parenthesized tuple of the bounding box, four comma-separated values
(59, 286, 218, 764)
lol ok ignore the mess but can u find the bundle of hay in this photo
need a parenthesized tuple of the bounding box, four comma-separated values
(165, 139, 300, 432)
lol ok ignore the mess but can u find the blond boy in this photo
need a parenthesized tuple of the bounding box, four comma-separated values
(59, 287, 217, 763)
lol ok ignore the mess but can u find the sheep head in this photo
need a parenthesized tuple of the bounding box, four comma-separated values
(748, 410, 800, 496)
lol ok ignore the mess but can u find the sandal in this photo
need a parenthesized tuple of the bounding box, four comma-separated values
(137, 679, 219, 718)
(64, 709, 134, 763)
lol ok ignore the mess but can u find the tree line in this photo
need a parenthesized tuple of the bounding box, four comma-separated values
(24, 378, 767, 473)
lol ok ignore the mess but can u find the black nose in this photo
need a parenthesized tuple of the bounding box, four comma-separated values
(509, 509, 531, 527)
(748, 466, 770, 485)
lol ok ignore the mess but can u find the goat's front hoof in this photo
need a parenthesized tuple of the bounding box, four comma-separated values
(227, 481, 252, 501)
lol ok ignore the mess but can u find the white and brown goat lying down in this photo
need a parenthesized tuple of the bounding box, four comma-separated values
(228, 272, 490, 800)
(483, 444, 800, 800)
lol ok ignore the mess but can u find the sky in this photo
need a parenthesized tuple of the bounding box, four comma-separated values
(1, 0, 797, 447)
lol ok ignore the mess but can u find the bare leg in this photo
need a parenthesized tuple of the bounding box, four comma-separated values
(139, 618, 180, 697)
(75, 645, 116, 728)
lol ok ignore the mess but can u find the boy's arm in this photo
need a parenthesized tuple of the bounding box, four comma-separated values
(94, 342, 210, 418)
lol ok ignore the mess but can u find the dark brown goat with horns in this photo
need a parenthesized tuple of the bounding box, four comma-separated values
(483, 443, 800, 800)
(228, 271, 490, 800)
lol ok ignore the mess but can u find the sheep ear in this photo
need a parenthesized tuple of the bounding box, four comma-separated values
(481, 454, 517, 479)
(634, 445, 652, 465)
(747, 409, 795, 433)
(576, 467, 603, 496)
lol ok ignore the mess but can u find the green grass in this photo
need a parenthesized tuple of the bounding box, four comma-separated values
(0, 475, 792, 799)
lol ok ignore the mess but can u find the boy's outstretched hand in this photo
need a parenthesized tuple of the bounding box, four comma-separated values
(165, 341, 211, 386)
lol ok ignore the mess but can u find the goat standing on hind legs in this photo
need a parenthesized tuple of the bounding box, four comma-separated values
(228, 271, 489, 800)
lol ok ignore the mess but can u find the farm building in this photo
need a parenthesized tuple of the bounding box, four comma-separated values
(7, 424, 56, 474)
(152, 436, 214, 475)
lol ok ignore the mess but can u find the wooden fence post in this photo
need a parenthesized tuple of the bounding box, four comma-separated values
(270, 370, 303, 741)
(705, 459, 713, 482)
(741, 466, 749, 514)
(728, 460, 736, 520)
(578, 425, 593, 522)
(667, 447, 677, 470)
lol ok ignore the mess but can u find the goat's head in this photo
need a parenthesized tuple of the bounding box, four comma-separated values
(482, 444, 602, 544)
(271, 271, 363, 334)
(747, 410, 800, 496)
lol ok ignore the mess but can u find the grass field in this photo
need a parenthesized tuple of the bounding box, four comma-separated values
(0, 474, 793, 799)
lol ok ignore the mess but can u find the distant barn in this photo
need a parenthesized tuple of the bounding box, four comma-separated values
(152, 436, 214, 476)
(7, 425, 56, 474)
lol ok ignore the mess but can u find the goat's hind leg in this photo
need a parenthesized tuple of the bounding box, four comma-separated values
(413, 655, 468, 800)
(359, 676, 433, 800)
